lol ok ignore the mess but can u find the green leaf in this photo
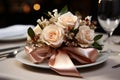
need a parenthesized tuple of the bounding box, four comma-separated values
(94, 34, 103, 41)
(60, 5, 68, 14)
(43, 12, 51, 18)
(73, 28, 79, 35)
(92, 42, 103, 50)
(27, 27, 35, 39)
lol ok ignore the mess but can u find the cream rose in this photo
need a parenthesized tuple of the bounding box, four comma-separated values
(75, 25, 94, 47)
(40, 24, 64, 48)
(57, 12, 77, 30)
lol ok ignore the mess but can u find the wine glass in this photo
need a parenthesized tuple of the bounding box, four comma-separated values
(98, 0, 120, 55)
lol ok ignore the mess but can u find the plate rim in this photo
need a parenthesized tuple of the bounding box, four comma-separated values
(16, 50, 109, 69)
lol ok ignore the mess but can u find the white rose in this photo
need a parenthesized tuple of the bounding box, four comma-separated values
(76, 25, 94, 47)
(40, 24, 64, 48)
(57, 12, 77, 29)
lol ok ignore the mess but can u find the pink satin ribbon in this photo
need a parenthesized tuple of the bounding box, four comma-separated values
(25, 46, 98, 77)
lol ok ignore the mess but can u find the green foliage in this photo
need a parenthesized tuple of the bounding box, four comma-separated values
(94, 35, 103, 41)
(27, 27, 35, 40)
(73, 28, 79, 35)
(60, 5, 68, 14)
(92, 34, 103, 50)
(92, 42, 103, 50)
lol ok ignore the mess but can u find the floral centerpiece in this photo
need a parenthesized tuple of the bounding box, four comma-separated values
(25, 6, 102, 77)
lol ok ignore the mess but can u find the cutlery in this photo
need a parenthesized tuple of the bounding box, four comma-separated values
(0, 45, 24, 52)
(0, 48, 23, 61)
(112, 64, 120, 68)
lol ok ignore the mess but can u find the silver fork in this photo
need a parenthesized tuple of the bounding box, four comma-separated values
(0, 48, 23, 61)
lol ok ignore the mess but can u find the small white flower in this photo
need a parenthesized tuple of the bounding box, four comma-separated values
(53, 9, 58, 12)
(48, 9, 60, 23)
(37, 18, 49, 28)
(37, 19, 41, 23)
(48, 11, 53, 17)
(85, 16, 92, 21)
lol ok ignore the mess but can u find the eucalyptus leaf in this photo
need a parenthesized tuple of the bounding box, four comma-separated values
(27, 27, 35, 39)
(60, 5, 68, 14)
(92, 42, 103, 50)
(73, 28, 79, 35)
(94, 35, 103, 41)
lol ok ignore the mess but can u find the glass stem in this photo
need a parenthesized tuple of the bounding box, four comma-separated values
(107, 31, 113, 54)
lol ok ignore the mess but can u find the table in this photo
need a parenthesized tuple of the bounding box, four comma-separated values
(0, 34, 120, 80)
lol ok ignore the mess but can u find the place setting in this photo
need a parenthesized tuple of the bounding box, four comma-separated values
(13, 6, 110, 78)
(0, 0, 120, 79)
(0, 0, 120, 80)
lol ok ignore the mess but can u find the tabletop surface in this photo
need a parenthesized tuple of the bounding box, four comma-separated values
(0, 34, 120, 80)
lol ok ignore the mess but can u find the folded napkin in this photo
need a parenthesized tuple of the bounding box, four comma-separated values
(0, 24, 34, 40)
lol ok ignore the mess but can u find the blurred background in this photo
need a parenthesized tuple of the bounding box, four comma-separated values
(0, 0, 120, 35)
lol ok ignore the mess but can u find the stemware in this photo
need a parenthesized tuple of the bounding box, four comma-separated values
(98, 0, 120, 54)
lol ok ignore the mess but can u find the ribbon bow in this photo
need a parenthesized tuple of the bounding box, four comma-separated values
(25, 46, 98, 77)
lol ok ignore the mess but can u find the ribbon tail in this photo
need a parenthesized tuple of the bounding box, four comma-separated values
(65, 47, 98, 64)
(25, 46, 50, 63)
(48, 50, 82, 77)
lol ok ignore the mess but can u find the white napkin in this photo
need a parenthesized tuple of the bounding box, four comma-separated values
(0, 24, 34, 40)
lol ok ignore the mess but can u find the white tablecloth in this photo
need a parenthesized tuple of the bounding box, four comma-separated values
(0, 34, 120, 80)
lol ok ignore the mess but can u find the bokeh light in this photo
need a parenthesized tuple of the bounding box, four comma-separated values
(22, 4, 30, 13)
(33, 3, 41, 11)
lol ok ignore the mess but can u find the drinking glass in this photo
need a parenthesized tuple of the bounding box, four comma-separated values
(98, 0, 120, 54)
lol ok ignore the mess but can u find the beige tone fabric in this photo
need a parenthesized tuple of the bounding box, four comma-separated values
(0, 34, 120, 80)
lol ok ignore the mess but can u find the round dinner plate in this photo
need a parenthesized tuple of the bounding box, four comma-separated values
(16, 50, 109, 69)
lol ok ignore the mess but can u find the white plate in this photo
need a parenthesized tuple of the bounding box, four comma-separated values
(0, 24, 34, 41)
(16, 50, 109, 69)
